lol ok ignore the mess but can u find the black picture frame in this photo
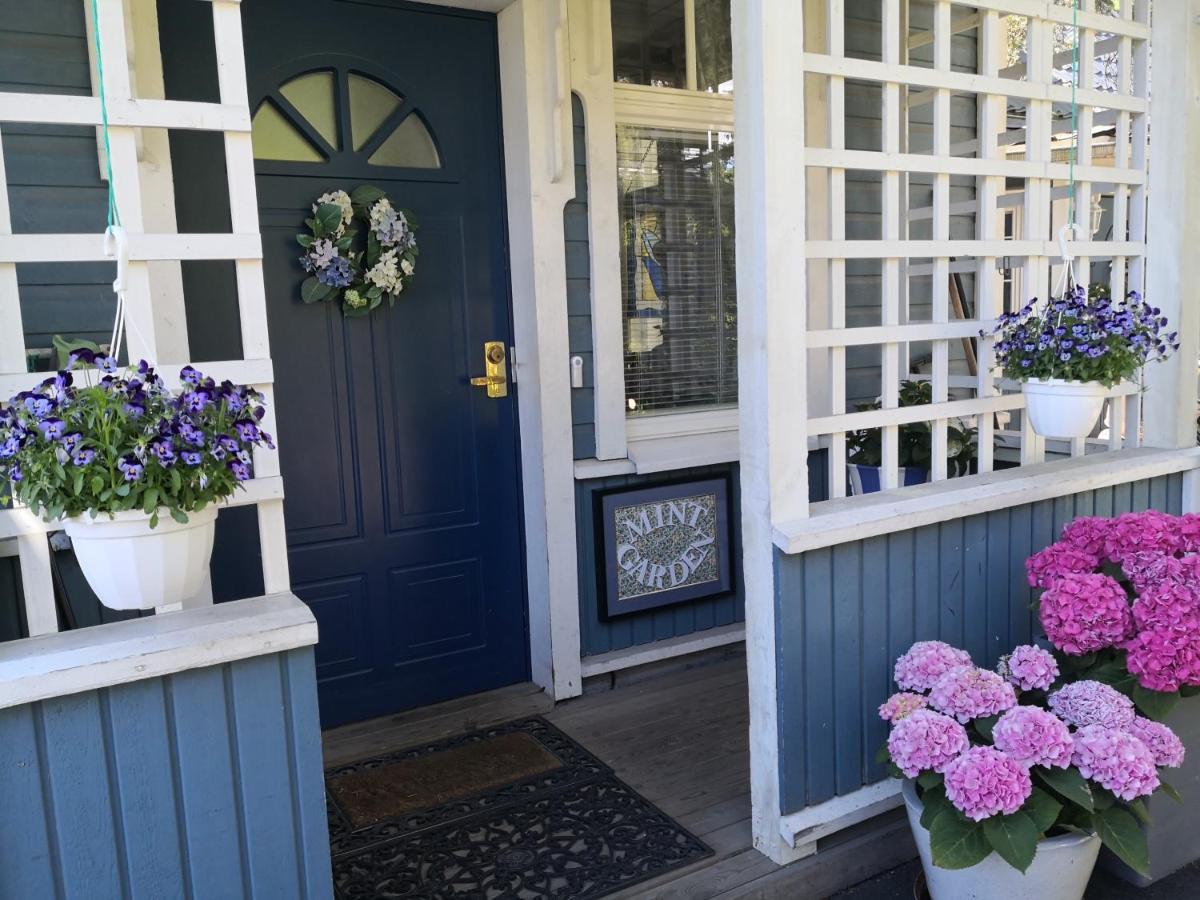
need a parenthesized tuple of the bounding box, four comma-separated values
(597, 476, 733, 618)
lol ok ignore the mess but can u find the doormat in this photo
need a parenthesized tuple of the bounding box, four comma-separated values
(325, 716, 713, 899)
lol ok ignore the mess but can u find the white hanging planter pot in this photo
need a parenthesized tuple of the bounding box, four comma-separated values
(902, 781, 1100, 900)
(1022, 378, 1109, 439)
(62, 506, 218, 611)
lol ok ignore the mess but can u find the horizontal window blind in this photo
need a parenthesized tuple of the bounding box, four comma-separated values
(617, 125, 736, 417)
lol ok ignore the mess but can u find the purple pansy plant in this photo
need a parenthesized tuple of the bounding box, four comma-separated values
(0, 352, 273, 528)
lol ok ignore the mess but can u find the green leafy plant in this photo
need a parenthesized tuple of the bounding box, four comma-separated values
(846, 379, 976, 476)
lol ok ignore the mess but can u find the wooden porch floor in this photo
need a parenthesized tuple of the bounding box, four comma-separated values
(322, 652, 914, 899)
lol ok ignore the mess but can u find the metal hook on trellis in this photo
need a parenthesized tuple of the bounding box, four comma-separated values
(1056, 222, 1082, 297)
(103, 224, 129, 360)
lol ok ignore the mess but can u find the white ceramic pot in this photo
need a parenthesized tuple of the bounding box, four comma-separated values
(1022, 378, 1108, 438)
(62, 506, 218, 611)
(903, 780, 1100, 900)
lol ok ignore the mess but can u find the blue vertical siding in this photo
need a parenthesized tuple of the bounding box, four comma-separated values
(565, 94, 596, 459)
(775, 473, 1185, 815)
(0, 648, 333, 899)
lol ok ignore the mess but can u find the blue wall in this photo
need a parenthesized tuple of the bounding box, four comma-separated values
(565, 94, 596, 459)
(774, 473, 1184, 815)
(0, 647, 332, 899)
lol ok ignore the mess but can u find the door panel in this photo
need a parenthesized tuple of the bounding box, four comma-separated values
(242, 0, 528, 726)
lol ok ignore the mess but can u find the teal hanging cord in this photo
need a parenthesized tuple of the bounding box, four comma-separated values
(1068, 0, 1080, 230)
(90, 0, 121, 228)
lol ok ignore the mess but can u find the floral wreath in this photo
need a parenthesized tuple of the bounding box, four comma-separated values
(296, 185, 418, 317)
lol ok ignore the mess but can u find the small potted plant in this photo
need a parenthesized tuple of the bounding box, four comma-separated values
(846, 380, 976, 494)
(0, 353, 273, 611)
(882, 640, 1187, 899)
(989, 286, 1178, 439)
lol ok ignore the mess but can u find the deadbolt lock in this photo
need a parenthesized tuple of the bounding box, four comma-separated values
(469, 340, 509, 398)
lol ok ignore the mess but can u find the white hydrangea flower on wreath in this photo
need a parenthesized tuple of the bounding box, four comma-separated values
(295, 185, 419, 317)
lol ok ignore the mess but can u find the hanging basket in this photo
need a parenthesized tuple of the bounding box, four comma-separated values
(1022, 378, 1108, 439)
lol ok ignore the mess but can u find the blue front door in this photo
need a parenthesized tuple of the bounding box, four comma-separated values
(244, 0, 528, 726)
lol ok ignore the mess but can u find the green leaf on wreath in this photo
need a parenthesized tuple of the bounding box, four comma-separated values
(314, 202, 344, 236)
(335, 234, 355, 251)
(1094, 806, 1150, 878)
(301, 277, 334, 304)
(367, 230, 381, 268)
(929, 810, 992, 870)
(296, 234, 314, 249)
(1025, 787, 1063, 834)
(350, 184, 387, 211)
(982, 810, 1040, 873)
(1034, 765, 1094, 811)
(1132, 684, 1181, 722)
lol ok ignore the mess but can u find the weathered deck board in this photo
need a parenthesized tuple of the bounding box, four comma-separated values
(322, 652, 910, 898)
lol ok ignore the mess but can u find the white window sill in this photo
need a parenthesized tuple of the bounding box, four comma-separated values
(772, 446, 1200, 556)
(574, 431, 823, 479)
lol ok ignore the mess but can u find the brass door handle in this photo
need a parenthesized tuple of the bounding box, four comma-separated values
(470, 341, 508, 398)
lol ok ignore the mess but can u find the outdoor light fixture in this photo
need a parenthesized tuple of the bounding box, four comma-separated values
(1090, 194, 1106, 237)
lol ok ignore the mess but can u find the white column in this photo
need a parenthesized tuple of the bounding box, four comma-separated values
(1142, 2, 1200, 449)
(733, 0, 810, 866)
(498, 0, 583, 700)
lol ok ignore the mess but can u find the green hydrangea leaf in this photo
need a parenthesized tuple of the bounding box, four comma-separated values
(1094, 806, 1150, 878)
(1025, 787, 1063, 835)
(983, 810, 1040, 874)
(1034, 765, 1094, 812)
(930, 811, 992, 870)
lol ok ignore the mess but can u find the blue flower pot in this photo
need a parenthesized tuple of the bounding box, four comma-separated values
(847, 464, 929, 495)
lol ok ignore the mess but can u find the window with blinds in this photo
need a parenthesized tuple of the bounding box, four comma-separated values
(617, 125, 736, 417)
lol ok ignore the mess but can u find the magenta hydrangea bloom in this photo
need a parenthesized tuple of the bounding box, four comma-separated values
(1125, 627, 1200, 693)
(1001, 645, 1059, 692)
(1058, 516, 1113, 558)
(1102, 511, 1185, 562)
(1126, 717, 1186, 769)
(1072, 726, 1160, 801)
(1026, 543, 1099, 589)
(992, 706, 1073, 769)
(943, 746, 1033, 822)
(878, 692, 929, 723)
(1048, 680, 1136, 729)
(928, 666, 1017, 724)
(1039, 573, 1133, 655)
(887, 710, 970, 778)
(1178, 514, 1200, 553)
(893, 641, 973, 692)
(1132, 577, 1200, 634)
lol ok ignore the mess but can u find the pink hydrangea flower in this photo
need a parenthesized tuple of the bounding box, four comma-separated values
(893, 641, 973, 692)
(1132, 577, 1200, 634)
(1059, 516, 1113, 558)
(878, 692, 929, 723)
(1000, 645, 1060, 692)
(992, 706, 1074, 769)
(1048, 680, 1136, 729)
(1104, 511, 1184, 563)
(928, 666, 1017, 724)
(887, 710, 970, 778)
(1039, 573, 1133, 655)
(1026, 544, 1099, 589)
(943, 746, 1033, 821)
(1126, 717, 1187, 769)
(1072, 725, 1160, 801)
(1125, 627, 1200, 693)
(1177, 513, 1200, 553)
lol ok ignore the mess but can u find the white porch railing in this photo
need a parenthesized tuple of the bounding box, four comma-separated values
(0, 0, 288, 635)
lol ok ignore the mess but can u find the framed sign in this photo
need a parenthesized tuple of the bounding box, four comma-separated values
(598, 477, 733, 617)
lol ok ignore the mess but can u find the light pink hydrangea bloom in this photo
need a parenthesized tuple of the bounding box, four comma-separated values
(1072, 725, 1160, 801)
(1039, 573, 1134, 655)
(943, 746, 1033, 821)
(928, 666, 1017, 724)
(878, 692, 929, 723)
(992, 706, 1073, 769)
(887, 710, 970, 778)
(1132, 576, 1200, 634)
(1000, 645, 1060, 692)
(893, 641, 972, 692)
(1025, 543, 1099, 589)
(1048, 680, 1136, 729)
(1126, 717, 1186, 769)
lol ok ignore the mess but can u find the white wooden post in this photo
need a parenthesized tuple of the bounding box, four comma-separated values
(1142, 1, 1200, 449)
(732, 0, 810, 867)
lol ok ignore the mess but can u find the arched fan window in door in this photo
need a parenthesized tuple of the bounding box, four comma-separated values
(251, 69, 441, 169)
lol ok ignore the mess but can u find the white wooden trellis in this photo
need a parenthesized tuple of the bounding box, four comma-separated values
(806, 0, 1152, 499)
(0, 0, 288, 634)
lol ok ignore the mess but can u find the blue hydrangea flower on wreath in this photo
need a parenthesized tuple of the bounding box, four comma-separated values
(296, 185, 418, 317)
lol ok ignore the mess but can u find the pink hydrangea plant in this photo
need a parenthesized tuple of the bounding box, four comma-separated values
(878, 692, 929, 723)
(928, 666, 1017, 724)
(1048, 680, 1136, 729)
(1125, 627, 1200, 693)
(991, 706, 1074, 769)
(1058, 516, 1113, 558)
(943, 746, 1033, 821)
(1039, 572, 1134, 655)
(893, 641, 972, 692)
(1072, 726, 1160, 801)
(1126, 717, 1186, 769)
(1025, 543, 1099, 589)
(887, 709, 970, 778)
(1000, 644, 1059, 692)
